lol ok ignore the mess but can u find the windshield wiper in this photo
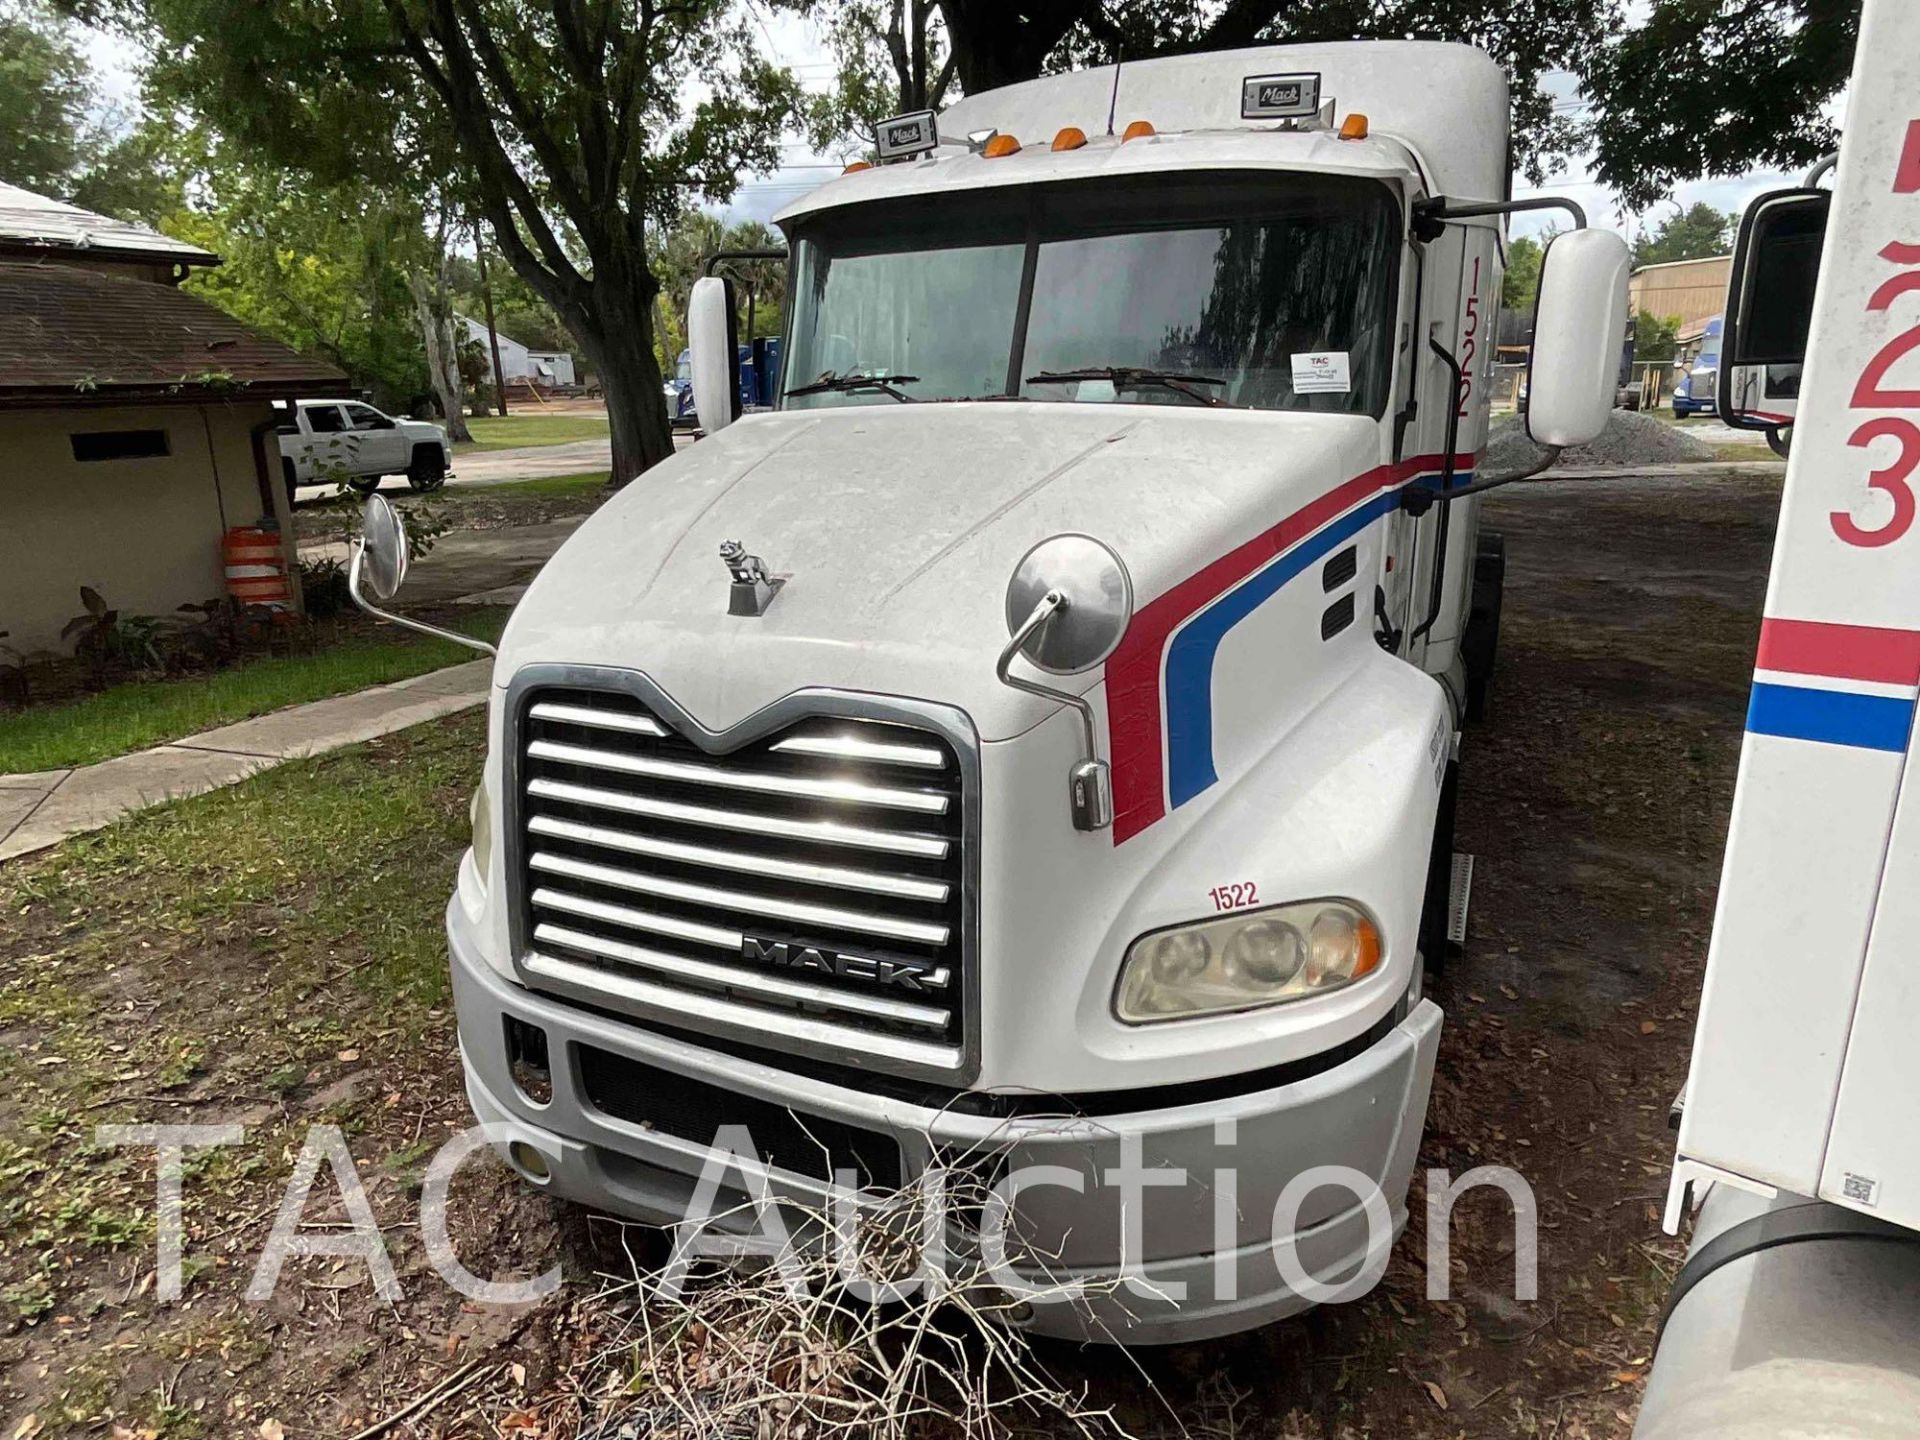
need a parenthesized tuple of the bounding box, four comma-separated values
(1025, 367, 1233, 408)
(784, 371, 919, 403)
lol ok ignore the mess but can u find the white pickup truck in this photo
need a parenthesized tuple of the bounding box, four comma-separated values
(275, 398, 452, 505)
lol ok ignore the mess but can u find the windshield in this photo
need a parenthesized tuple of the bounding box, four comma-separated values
(782, 172, 1401, 416)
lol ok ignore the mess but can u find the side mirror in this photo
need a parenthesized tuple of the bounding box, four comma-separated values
(1003, 534, 1134, 675)
(1719, 188, 1829, 431)
(995, 534, 1134, 832)
(1525, 228, 1632, 448)
(688, 276, 742, 434)
(357, 495, 408, 601)
(348, 495, 496, 656)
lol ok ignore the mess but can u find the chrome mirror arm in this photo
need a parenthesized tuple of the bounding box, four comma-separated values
(995, 591, 1114, 832)
(348, 541, 498, 657)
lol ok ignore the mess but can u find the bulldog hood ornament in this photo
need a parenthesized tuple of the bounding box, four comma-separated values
(720, 539, 786, 617)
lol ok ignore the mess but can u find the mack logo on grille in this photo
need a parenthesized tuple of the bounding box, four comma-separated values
(741, 937, 949, 993)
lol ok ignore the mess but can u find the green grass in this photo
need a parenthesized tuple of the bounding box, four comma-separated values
(0, 714, 483, 1354)
(448, 468, 611, 500)
(0, 610, 506, 775)
(455, 412, 609, 452)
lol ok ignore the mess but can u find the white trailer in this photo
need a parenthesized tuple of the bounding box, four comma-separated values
(349, 40, 1628, 1344)
(1640, 1, 1920, 1430)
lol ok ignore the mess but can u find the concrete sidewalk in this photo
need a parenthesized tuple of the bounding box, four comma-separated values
(0, 658, 491, 863)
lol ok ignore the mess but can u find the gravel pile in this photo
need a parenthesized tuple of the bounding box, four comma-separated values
(1481, 409, 1717, 481)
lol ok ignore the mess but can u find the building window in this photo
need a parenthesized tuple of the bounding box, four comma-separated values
(71, 429, 170, 462)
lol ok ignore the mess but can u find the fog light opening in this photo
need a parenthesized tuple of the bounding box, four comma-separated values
(507, 1139, 552, 1184)
(504, 1016, 553, 1106)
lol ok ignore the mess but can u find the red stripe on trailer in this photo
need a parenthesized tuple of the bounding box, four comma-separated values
(1897, 119, 1920, 194)
(1756, 617, 1920, 685)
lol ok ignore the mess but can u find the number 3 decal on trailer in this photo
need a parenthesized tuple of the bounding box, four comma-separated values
(1832, 416, 1920, 547)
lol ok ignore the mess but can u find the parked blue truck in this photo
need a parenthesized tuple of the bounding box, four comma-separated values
(669, 339, 783, 429)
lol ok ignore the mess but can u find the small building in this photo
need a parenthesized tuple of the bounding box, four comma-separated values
(458, 314, 577, 389)
(0, 183, 344, 652)
(1628, 255, 1732, 331)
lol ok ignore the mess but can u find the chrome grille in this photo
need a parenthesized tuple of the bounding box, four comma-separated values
(509, 684, 971, 1076)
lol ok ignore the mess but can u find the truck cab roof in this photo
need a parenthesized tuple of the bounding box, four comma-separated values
(776, 39, 1508, 231)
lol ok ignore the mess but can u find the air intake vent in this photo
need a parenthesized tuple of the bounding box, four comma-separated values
(509, 684, 972, 1079)
(1322, 545, 1358, 591)
(1321, 593, 1356, 640)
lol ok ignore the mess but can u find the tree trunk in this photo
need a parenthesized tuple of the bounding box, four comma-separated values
(573, 273, 673, 486)
(938, 0, 1091, 93)
(408, 268, 474, 443)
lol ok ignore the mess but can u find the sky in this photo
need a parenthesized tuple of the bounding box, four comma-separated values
(70, 4, 1817, 248)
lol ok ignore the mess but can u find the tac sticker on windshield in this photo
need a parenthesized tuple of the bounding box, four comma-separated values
(1290, 352, 1351, 394)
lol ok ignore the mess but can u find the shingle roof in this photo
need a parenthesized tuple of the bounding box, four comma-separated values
(0, 182, 218, 266)
(0, 259, 346, 405)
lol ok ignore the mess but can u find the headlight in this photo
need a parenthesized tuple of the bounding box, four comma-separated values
(1115, 899, 1383, 1024)
(469, 780, 494, 885)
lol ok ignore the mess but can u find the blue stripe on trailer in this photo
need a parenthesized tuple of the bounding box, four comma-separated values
(1746, 682, 1917, 753)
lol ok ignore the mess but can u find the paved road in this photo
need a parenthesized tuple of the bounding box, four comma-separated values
(451, 438, 613, 484)
(298, 516, 586, 605)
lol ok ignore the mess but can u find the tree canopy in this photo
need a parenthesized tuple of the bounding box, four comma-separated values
(1632, 203, 1736, 268)
(0, 3, 94, 196)
(1580, 0, 1856, 210)
(1501, 234, 1546, 312)
(69, 0, 802, 480)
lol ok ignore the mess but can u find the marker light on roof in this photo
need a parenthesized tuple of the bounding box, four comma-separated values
(1052, 126, 1088, 152)
(1338, 113, 1370, 140)
(983, 133, 1023, 158)
(842, 160, 873, 174)
(1121, 120, 1156, 143)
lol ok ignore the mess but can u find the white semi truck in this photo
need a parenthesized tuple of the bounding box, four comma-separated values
(350, 41, 1629, 1342)
(1636, 1, 1920, 1429)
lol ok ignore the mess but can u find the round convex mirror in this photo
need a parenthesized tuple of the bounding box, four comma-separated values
(1004, 534, 1133, 675)
(358, 494, 409, 602)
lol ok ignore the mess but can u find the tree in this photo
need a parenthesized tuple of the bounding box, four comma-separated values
(1580, 0, 1857, 211)
(1632, 203, 1734, 268)
(1502, 234, 1545, 311)
(76, 0, 801, 484)
(649, 211, 784, 372)
(163, 154, 434, 410)
(0, 4, 94, 195)
(799, 0, 957, 151)
(1635, 310, 1681, 364)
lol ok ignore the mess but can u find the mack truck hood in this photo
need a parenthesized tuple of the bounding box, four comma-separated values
(497, 403, 1383, 741)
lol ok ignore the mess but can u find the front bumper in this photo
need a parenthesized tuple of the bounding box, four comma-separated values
(450, 901, 1442, 1344)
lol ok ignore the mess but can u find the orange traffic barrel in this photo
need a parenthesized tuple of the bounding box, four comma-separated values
(222, 526, 293, 608)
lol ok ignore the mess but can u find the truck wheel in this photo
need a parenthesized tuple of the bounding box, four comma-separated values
(406, 446, 448, 493)
(1418, 759, 1461, 976)
(345, 476, 383, 496)
(1463, 531, 1506, 724)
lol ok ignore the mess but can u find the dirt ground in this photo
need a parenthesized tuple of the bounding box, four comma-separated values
(0, 466, 1785, 1437)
